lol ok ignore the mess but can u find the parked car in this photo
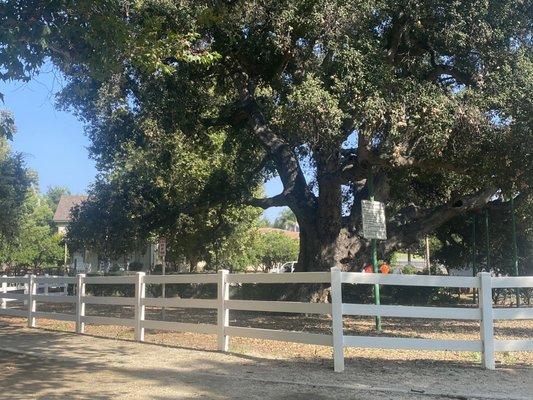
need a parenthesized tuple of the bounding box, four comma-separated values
(270, 261, 297, 273)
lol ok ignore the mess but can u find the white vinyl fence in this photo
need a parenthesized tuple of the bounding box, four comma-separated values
(0, 274, 68, 308)
(0, 270, 531, 372)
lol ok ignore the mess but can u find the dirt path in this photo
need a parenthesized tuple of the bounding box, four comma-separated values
(0, 322, 531, 400)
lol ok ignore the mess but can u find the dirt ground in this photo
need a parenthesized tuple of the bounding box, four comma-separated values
(1, 320, 532, 400)
(2, 302, 531, 366)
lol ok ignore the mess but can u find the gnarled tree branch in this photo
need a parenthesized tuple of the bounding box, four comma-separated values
(385, 187, 498, 252)
(339, 134, 386, 184)
(427, 49, 472, 86)
(387, 13, 408, 64)
(244, 99, 317, 214)
(246, 193, 288, 209)
(207, 96, 317, 223)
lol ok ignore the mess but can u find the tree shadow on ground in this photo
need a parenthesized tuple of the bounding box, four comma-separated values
(1, 350, 122, 400)
(0, 320, 531, 400)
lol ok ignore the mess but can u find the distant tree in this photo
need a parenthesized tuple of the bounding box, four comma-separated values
(205, 227, 300, 272)
(272, 209, 298, 230)
(253, 231, 299, 271)
(45, 186, 71, 211)
(0, 189, 63, 269)
(257, 217, 271, 228)
(204, 212, 263, 272)
(165, 203, 262, 272)
(67, 141, 263, 271)
(0, 111, 53, 268)
(66, 178, 147, 263)
(0, 113, 33, 239)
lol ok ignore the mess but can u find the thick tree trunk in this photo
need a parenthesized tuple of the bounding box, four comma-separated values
(296, 225, 366, 273)
(295, 151, 368, 273)
(289, 218, 367, 302)
(294, 231, 366, 302)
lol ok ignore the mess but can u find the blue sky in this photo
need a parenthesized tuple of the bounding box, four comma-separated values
(2, 66, 284, 221)
(2, 66, 96, 195)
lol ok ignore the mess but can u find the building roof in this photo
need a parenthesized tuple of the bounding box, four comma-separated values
(52, 195, 87, 223)
(258, 227, 300, 239)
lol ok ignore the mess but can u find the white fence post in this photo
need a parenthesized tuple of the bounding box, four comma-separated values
(76, 274, 86, 334)
(135, 272, 146, 341)
(23, 274, 28, 306)
(217, 269, 229, 351)
(478, 272, 495, 370)
(44, 273, 49, 296)
(1, 275, 6, 309)
(330, 267, 344, 372)
(28, 275, 36, 328)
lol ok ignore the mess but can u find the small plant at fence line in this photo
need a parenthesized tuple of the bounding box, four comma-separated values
(402, 265, 417, 275)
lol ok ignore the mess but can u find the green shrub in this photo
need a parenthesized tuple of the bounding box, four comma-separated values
(402, 265, 417, 275)
(85, 271, 134, 297)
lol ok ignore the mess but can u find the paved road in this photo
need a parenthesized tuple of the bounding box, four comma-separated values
(0, 322, 531, 399)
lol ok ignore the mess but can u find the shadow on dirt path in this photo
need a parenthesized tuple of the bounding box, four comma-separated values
(0, 321, 531, 400)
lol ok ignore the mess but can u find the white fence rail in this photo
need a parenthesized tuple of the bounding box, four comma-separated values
(0, 270, 531, 372)
(0, 274, 68, 307)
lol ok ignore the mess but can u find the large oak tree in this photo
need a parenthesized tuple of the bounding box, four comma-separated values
(2, 1, 531, 279)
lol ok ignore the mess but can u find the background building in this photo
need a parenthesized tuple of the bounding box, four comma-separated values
(53, 195, 156, 274)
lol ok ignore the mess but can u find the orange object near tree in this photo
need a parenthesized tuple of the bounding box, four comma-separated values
(363, 264, 373, 273)
(379, 263, 390, 274)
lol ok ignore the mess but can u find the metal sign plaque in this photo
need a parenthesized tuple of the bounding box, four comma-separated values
(361, 200, 387, 240)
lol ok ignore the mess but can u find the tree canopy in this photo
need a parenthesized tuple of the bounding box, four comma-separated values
(2, 1, 531, 273)
(65, 128, 264, 268)
(0, 186, 65, 270)
(0, 113, 33, 239)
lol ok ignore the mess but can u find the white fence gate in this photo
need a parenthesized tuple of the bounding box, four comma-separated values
(0, 270, 531, 372)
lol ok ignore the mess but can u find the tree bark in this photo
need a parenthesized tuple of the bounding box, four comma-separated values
(296, 224, 366, 272)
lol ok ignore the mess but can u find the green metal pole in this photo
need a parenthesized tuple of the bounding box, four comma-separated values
(511, 196, 520, 307)
(471, 214, 477, 304)
(484, 208, 490, 271)
(368, 168, 382, 332)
